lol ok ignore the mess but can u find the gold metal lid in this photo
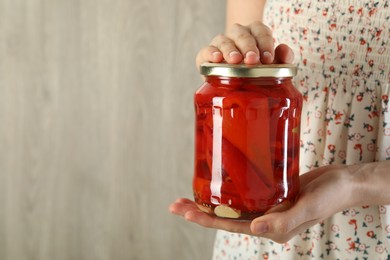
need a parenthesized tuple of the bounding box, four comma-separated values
(200, 62, 297, 78)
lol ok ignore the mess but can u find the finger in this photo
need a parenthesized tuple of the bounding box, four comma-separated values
(273, 44, 295, 64)
(251, 195, 313, 236)
(226, 23, 260, 65)
(174, 197, 195, 205)
(258, 218, 322, 244)
(184, 210, 253, 235)
(195, 45, 224, 69)
(249, 21, 275, 64)
(169, 199, 199, 216)
(210, 34, 243, 64)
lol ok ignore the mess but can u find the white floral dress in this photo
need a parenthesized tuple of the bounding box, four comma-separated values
(213, 0, 390, 259)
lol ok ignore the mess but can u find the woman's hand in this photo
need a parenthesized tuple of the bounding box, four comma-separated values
(195, 21, 295, 70)
(169, 164, 360, 244)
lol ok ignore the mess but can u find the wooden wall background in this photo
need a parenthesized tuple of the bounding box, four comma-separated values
(0, 0, 225, 259)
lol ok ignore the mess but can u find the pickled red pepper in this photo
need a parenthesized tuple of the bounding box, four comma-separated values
(204, 125, 274, 210)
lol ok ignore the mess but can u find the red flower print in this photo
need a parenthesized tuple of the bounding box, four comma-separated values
(357, 7, 363, 16)
(348, 241, 356, 250)
(364, 123, 374, 132)
(331, 224, 340, 232)
(368, 60, 374, 67)
(364, 214, 373, 223)
(386, 225, 390, 234)
(337, 42, 342, 51)
(348, 5, 354, 13)
(369, 110, 379, 119)
(329, 65, 335, 72)
(382, 94, 388, 102)
(328, 144, 336, 151)
(356, 94, 363, 101)
(351, 69, 360, 79)
(338, 150, 346, 159)
(354, 144, 363, 160)
(308, 143, 316, 152)
(369, 8, 377, 17)
(358, 244, 367, 251)
(378, 46, 386, 54)
(327, 36, 332, 43)
(376, 245, 385, 254)
(352, 133, 364, 141)
(360, 38, 366, 45)
(366, 231, 375, 238)
(323, 87, 328, 93)
(315, 110, 322, 118)
(349, 219, 357, 229)
(334, 111, 343, 123)
(349, 209, 357, 217)
(329, 242, 337, 250)
(322, 158, 330, 165)
(367, 143, 376, 152)
(294, 8, 302, 14)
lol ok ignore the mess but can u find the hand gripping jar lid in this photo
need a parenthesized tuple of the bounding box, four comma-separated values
(200, 62, 297, 78)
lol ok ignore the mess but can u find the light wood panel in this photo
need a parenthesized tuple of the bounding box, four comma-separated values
(0, 0, 226, 259)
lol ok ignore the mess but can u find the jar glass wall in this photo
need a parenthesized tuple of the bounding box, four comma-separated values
(193, 63, 303, 220)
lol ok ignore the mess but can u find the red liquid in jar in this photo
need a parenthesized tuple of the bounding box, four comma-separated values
(193, 75, 302, 220)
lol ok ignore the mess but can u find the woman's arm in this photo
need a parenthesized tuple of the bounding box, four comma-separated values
(350, 160, 390, 206)
(226, 0, 266, 29)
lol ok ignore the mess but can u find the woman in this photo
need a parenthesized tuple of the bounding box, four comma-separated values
(170, 0, 390, 258)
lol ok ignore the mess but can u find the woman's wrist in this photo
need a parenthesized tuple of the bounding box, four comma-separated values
(349, 161, 390, 207)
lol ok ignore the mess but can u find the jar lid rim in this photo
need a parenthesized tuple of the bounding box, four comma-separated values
(200, 62, 297, 78)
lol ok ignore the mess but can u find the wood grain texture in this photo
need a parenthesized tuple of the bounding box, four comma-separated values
(0, 0, 226, 259)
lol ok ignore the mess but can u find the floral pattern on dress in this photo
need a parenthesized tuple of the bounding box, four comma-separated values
(213, 0, 390, 259)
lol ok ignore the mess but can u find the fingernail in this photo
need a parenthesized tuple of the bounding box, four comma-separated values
(229, 51, 241, 58)
(212, 51, 221, 60)
(263, 51, 273, 61)
(253, 222, 268, 234)
(245, 51, 258, 60)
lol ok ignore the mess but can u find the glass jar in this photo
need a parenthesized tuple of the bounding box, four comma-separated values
(193, 63, 302, 220)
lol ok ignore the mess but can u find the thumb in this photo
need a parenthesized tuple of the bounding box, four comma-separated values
(250, 198, 314, 236)
(250, 210, 301, 236)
